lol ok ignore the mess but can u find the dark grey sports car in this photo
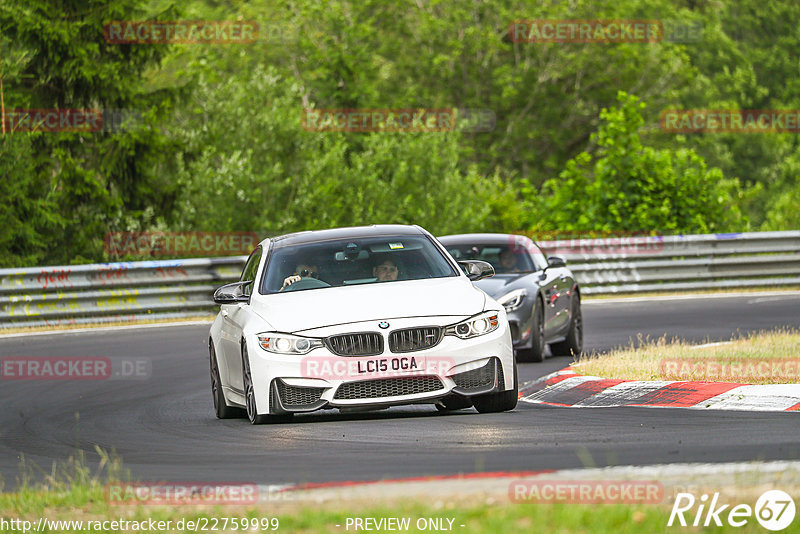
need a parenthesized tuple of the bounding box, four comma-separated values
(437, 233, 582, 362)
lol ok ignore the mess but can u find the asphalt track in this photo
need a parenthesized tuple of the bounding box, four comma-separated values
(1, 292, 799, 489)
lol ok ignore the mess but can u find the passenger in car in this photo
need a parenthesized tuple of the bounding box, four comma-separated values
(373, 258, 399, 281)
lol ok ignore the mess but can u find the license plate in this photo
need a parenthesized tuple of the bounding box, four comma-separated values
(355, 356, 423, 375)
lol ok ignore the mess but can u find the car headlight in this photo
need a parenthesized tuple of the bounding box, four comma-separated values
(444, 311, 501, 339)
(257, 333, 324, 355)
(497, 289, 526, 312)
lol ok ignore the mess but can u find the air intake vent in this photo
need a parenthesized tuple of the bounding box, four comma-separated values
(326, 332, 383, 356)
(276, 380, 326, 409)
(452, 358, 499, 393)
(333, 376, 444, 400)
(389, 327, 443, 353)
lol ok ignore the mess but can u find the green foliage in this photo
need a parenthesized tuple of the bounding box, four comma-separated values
(224, 0, 699, 183)
(761, 178, 800, 230)
(171, 65, 519, 236)
(2, 0, 800, 267)
(540, 92, 743, 233)
(0, 135, 62, 266)
(0, 0, 179, 266)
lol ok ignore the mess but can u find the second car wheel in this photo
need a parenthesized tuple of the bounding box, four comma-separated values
(516, 297, 545, 363)
(550, 293, 583, 358)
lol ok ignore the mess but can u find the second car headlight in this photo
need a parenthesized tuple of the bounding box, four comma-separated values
(444, 311, 501, 339)
(497, 288, 526, 312)
(257, 333, 324, 355)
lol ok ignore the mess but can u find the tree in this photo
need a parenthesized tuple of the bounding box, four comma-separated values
(539, 92, 743, 234)
(170, 65, 521, 237)
(0, 134, 62, 266)
(0, 0, 180, 265)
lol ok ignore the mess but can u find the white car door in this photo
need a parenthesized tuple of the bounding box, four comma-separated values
(219, 247, 262, 394)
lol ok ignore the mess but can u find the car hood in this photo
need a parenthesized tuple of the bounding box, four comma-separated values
(250, 277, 487, 333)
(473, 274, 535, 298)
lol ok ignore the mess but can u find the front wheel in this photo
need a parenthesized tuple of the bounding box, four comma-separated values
(242, 344, 271, 424)
(472, 362, 518, 413)
(210, 342, 244, 419)
(550, 293, 583, 358)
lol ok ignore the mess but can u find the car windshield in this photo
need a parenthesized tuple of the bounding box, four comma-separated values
(445, 243, 535, 274)
(260, 235, 458, 294)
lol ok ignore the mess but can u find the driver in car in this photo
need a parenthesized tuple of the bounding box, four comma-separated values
(498, 249, 523, 273)
(281, 262, 320, 290)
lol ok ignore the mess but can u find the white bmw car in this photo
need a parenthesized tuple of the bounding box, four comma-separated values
(209, 224, 517, 424)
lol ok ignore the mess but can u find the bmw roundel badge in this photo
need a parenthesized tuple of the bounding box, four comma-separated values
(378, 321, 390, 329)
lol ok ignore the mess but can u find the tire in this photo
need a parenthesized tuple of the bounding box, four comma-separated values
(242, 344, 271, 425)
(435, 395, 473, 412)
(550, 293, 583, 358)
(472, 361, 518, 413)
(210, 341, 244, 419)
(516, 297, 545, 362)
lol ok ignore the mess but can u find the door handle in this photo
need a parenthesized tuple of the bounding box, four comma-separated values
(222, 309, 229, 318)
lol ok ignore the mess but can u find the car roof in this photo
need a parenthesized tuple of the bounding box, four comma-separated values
(437, 233, 534, 246)
(263, 224, 427, 248)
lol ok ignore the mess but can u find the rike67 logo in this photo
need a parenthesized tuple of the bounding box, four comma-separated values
(669, 490, 796, 531)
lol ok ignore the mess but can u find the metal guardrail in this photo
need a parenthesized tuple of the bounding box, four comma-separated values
(0, 231, 798, 328)
(538, 230, 800, 294)
(0, 258, 246, 329)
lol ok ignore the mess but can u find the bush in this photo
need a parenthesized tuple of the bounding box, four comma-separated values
(539, 92, 744, 234)
(170, 65, 519, 238)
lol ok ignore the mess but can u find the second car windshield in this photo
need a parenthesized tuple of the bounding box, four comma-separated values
(260, 235, 458, 294)
(446, 244, 536, 274)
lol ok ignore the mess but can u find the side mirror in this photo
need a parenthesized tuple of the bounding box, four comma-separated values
(213, 281, 252, 304)
(458, 260, 495, 281)
(547, 255, 567, 268)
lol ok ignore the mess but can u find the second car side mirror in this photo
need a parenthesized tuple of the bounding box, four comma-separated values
(547, 255, 567, 268)
(457, 260, 495, 281)
(213, 281, 252, 304)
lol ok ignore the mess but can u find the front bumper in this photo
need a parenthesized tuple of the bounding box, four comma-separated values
(243, 314, 514, 415)
(505, 300, 535, 350)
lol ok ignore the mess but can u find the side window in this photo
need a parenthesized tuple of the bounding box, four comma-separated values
(240, 247, 262, 295)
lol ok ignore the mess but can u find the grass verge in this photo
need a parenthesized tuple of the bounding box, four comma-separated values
(0, 486, 675, 534)
(574, 328, 800, 384)
(3, 451, 799, 532)
(0, 481, 743, 534)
